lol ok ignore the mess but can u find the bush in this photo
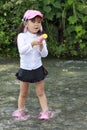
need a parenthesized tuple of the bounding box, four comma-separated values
(0, 0, 87, 58)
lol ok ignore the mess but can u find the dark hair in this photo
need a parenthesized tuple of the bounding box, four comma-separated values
(18, 22, 25, 33)
(14, 23, 24, 44)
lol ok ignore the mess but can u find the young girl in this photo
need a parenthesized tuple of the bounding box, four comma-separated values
(12, 10, 53, 120)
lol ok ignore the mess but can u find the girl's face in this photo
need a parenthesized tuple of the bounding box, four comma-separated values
(25, 16, 42, 34)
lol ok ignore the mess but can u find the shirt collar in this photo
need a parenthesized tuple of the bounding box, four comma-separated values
(26, 31, 37, 38)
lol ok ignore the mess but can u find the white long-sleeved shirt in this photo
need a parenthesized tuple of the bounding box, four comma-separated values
(17, 31, 48, 70)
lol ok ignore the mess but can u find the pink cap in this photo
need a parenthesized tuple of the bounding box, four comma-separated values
(23, 10, 43, 20)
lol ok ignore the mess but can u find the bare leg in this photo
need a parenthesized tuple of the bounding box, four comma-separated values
(18, 81, 29, 111)
(35, 80, 48, 112)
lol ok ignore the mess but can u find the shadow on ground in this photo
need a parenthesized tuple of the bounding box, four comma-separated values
(0, 57, 87, 130)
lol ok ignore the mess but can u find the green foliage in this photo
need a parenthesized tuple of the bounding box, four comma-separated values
(61, 0, 87, 58)
(0, 0, 87, 58)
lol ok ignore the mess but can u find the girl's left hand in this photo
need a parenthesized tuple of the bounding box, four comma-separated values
(39, 43, 43, 51)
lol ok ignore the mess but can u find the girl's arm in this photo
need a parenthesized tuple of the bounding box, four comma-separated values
(17, 33, 48, 57)
(39, 40, 48, 57)
(17, 33, 33, 55)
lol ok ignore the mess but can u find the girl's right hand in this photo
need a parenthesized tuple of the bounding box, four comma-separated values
(31, 39, 42, 47)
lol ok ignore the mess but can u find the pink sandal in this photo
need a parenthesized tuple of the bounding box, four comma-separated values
(12, 110, 30, 121)
(39, 111, 54, 120)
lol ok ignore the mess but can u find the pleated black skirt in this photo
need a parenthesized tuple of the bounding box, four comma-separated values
(15, 66, 48, 83)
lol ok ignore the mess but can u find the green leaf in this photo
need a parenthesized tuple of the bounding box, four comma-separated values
(45, 12, 54, 20)
(56, 12, 62, 19)
(16, 0, 23, 5)
(82, 6, 87, 14)
(43, 6, 52, 13)
(68, 16, 77, 24)
(75, 25, 82, 33)
(80, 43, 86, 49)
(67, 0, 75, 5)
(43, 0, 51, 6)
(71, 50, 78, 56)
(53, 1, 61, 9)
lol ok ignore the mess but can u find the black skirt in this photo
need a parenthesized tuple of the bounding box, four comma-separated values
(15, 66, 48, 83)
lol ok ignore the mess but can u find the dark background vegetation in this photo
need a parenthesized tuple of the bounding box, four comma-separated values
(0, 0, 87, 58)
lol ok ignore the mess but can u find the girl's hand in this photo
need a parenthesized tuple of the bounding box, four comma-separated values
(39, 43, 43, 51)
(31, 39, 41, 47)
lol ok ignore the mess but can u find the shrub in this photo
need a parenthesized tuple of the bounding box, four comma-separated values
(0, 0, 87, 58)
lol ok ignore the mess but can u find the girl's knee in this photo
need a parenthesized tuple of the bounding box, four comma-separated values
(19, 91, 28, 99)
(35, 80, 45, 97)
(36, 89, 45, 97)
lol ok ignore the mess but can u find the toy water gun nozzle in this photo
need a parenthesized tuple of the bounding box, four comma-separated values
(38, 34, 48, 42)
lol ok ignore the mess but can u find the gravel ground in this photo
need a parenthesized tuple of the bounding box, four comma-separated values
(0, 57, 87, 130)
